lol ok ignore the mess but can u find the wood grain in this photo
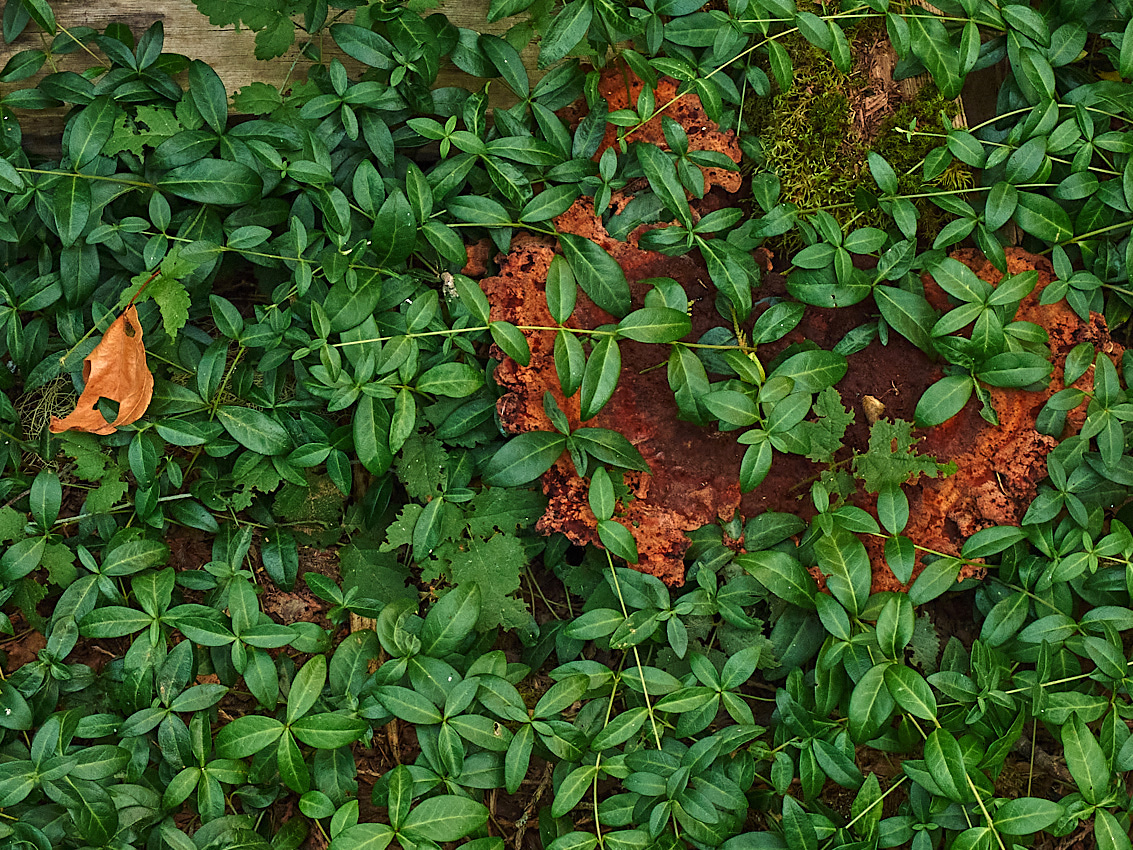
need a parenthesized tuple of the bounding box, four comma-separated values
(0, 0, 540, 155)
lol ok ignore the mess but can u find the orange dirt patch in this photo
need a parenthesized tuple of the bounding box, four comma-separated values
(881, 247, 1124, 591)
(485, 238, 1119, 590)
(590, 69, 743, 195)
(480, 73, 1119, 589)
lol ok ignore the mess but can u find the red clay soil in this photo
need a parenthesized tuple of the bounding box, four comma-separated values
(586, 67, 743, 194)
(478, 73, 1122, 590)
(885, 248, 1124, 590)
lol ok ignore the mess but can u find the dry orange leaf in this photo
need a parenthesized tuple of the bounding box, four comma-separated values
(50, 305, 154, 435)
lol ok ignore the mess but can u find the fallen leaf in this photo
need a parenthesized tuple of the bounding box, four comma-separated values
(50, 305, 154, 435)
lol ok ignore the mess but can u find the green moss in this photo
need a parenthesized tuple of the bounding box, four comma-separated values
(742, 27, 968, 249)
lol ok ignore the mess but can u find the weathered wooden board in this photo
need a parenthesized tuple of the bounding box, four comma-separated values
(0, 0, 538, 153)
(0, 0, 537, 90)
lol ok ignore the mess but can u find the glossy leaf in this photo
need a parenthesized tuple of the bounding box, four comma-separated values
(483, 431, 566, 486)
(559, 232, 631, 318)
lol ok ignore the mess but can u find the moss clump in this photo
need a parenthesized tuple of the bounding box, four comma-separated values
(742, 27, 968, 249)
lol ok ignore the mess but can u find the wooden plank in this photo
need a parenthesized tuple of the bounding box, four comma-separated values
(0, 0, 539, 154)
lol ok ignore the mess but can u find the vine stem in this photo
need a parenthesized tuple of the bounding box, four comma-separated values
(605, 550, 664, 750)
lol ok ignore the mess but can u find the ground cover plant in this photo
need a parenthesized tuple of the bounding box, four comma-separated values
(2, 0, 1133, 848)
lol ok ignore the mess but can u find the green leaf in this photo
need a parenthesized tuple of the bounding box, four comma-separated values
(638, 143, 692, 228)
(1014, 191, 1073, 243)
(556, 328, 586, 397)
(1094, 809, 1133, 850)
(54, 175, 91, 248)
(908, 11, 962, 98)
(868, 152, 898, 195)
(552, 764, 599, 817)
(877, 484, 908, 534)
(354, 395, 393, 476)
(915, 376, 973, 426)
(703, 390, 759, 427)
(371, 191, 416, 267)
(559, 232, 631, 318)
(277, 730, 309, 793)
(489, 0, 538, 21)
(962, 526, 1026, 559)
(68, 96, 118, 167)
(158, 160, 263, 205)
(402, 796, 489, 842)
(420, 583, 480, 656)
(376, 686, 443, 724)
(589, 466, 614, 520)
(875, 593, 912, 659)
(451, 274, 491, 325)
(984, 182, 1018, 231)
(908, 556, 962, 605)
(875, 286, 935, 354)
(520, 184, 580, 223)
(814, 528, 869, 616)
(0, 158, 25, 193)
(69, 778, 118, 845)
(388, 389, 415, 455)
(815, 593, 851, 641)
(188, 60, 228, 134)
(217, 406, 291, 455)
(769, 350, 847, 392)
(539, 0, 593, 67)
(579, 336, 621, 420)
(739, 439, 773, 492)
(30, 470, 61, 530)
(330, 824, 394, 850)
(18, 0, 55, 33)
(590, 706, 648, 750)
(735, 551, 816, 610)
(483, 431, 566, 486)
(994, 798, 1064, 835)
(1063, 714, 1109, 804)
(979, 591, 1028, 647)
(491, 322, 531, 366)
(617, 307, 690, 343)
(946, 130, 986, 167)
(767, 39, 792, 92)
(330, 23, 395, 69)
(571, 428, 649, 471)
(598, 519, 638, 563)
(923, 728, 971, 802)
(848, 663, 895, 742)
(701, 238, 753, 319)
(1121, 18, 1133, 80)
(1002, 4, 1050, 45)
(781, 795, 817, 850)
(325, 273, 382, 333)
(291, 713, 367, 749)
(215, 715, 285, 758)
(417, 362, 484, 398)
(883, 664, 937, 720)
(0, 536, 46, 582)
(449, 195, 511, 227)
(546, 255, 577, 324)
(286, 654, 326, 724)
(482, 34, 529, 98)
(977, 351, 1051, 387)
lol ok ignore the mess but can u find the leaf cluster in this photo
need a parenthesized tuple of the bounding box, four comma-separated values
(2, 0, 1133, 848)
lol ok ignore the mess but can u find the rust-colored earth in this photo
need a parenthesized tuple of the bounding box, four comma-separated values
(478, 71, 1121, 592)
